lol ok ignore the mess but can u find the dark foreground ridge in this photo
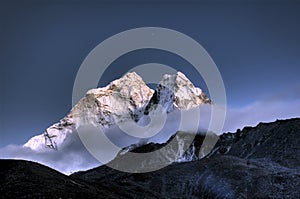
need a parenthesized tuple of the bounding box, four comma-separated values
(1, 118, 300, 198)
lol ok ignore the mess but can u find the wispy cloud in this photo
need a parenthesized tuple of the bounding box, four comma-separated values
(0, 86, 299, 174)
(223, 85, 300, 133)
(0, 133, 101, 175)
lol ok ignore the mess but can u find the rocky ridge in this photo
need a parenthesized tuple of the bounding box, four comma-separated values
(1, 118, 299, 198)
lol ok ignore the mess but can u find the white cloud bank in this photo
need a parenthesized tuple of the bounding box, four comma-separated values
(0, 87, 299, 174)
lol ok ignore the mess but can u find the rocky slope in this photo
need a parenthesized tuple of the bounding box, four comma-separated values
(71, 118, 300, 198)
(0, 159, 116, 198)
(2, 118, 299, 198)
(103, 132, 218, 173)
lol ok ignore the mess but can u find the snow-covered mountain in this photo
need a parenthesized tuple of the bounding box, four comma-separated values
(24, 71, 211, 151)
(145, 72, 211, 114)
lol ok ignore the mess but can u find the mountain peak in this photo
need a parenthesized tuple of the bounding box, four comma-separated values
(24, 71, 211, 151)
(86, 72, 149, 96)
(24, 72, 154, 150)
(70, 72, 154, 125)
(161, 71, 203, 96)
(146, 71, 211, 113)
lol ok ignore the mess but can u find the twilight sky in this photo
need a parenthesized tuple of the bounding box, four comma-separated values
(1, 0, 300, 147)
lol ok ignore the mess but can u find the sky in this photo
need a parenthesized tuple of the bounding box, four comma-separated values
(1, 0, 300, 148)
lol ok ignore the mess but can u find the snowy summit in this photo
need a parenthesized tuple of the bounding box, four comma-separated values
(24, 71, 211, 151)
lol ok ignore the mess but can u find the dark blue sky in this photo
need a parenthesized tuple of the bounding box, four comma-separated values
(1, 0, 300, 146)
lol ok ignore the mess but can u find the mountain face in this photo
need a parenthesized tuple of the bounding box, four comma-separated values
(145, 72, 211, 114)
(2, 118, 300, 198)
(24, 72, 154, 150)
(104, 132, 218, 173)
(24, 72, 211, 151)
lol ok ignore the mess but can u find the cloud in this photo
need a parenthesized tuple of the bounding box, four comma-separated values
(0, 132, 101, 175)
(0, 86, 299, 174)
(222, 86, 300, 133)
(0, 108, 209, 174)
